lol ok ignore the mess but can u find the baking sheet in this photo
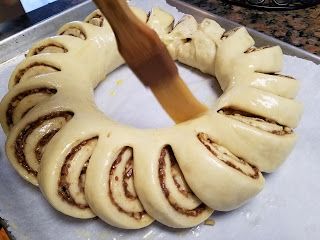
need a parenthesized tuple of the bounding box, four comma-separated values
(1, 0, 320, 239)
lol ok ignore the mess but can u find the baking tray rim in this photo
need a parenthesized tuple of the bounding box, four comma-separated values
(0, 0, 319, 65)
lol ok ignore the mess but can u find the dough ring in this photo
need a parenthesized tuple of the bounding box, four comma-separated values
(0, 7, 302, 229)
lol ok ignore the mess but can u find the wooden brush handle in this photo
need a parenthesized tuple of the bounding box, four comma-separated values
(93, 0, 208, 123)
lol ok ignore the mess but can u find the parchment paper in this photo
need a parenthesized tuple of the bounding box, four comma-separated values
(1, 0, 320, 239)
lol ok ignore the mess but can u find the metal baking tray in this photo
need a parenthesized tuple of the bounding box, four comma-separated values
(0, 0, 319, 64)
(0, 1, 319, 239)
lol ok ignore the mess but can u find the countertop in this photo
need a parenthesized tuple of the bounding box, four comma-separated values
(182, 0, 320, 55)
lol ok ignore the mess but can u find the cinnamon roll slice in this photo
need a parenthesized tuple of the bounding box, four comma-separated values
(0, 84, 57, 133)
(221, 27, 242, 40)
(171, 132, 264, 211)
(216, 86, 303, 129)
(215, 27, 299, 98)
(218, 109, 293, 135)
(147, 8, 175, 36)
(31, 43, 67, 55)
(39, 135, 98, 219)
(248, 72, 299, 99)
(57, 21, 111, 43)
(58, 138, 98, 209)
(84, 7, 148, 28)
(60, 24, 86, 40)
(199, 18, 225, 43)
(134, 143, 213, 228)
(244, 46, 282, 73)
(85, 138, 153, 229)
(197, 111, 297, 173)
(85, 10, 105, 27)
(162, 15, 198, 60)
(8, 55, 62, 89)
(206, 86, 303, 172)
(5, 111, 73, 185)
(27, 36, 87, 58)
(162, 16, 223, 76)
(11, 63, 60, 87)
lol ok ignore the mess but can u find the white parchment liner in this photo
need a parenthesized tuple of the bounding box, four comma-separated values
(0, 0, 319, 239)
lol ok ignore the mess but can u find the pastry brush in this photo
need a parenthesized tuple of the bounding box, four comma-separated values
(93, 0, 208, 123)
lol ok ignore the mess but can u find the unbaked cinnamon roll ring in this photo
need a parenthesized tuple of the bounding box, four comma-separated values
(85, 133, 154, 229)
(0, 6, 303, 230)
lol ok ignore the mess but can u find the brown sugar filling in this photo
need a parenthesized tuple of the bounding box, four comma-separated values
(245, 46, 271, 53)
(86, 14, 104, 27)
(109, 147, 146, 220)
(221, 27, 241, 40)
(61, 27, 86, 40)
(123, 157, 136, 200)
(78, 161, 89, 194)
(14, 111, 74, 176)
(218, 108, 293, 135)
(158, 146, 207, 217)
(32, 44, 68, 55)
(58, 137, 98, 209)
(6, 88, 57, 129)
(14, 63, 60, 85)
(34, 129, 60, 162)
(269, 73, 296, 79)
(197, 133, 260, 179)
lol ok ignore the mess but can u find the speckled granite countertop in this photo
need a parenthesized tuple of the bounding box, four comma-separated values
(181, 0, 320, 55)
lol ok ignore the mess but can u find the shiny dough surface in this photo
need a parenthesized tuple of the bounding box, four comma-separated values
(0, 7, 302, 229)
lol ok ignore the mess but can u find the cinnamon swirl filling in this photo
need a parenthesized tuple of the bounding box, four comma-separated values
(221, 27, 241, 40)
(58, 137, 98, 209)
(245, 46, 271, 53)
(197, 133, 260, 179)
(109, 147, 147, 220)
(86, 14, 104, 27)
(34, 129, 59, 162)
(158, 146, 207, 217)
(218, 108, 293, 135)
(6, 88, 57, 129)
(61, 27, 86, 40)
(31, 44, 68, 55)
(269, 73, 296, 79)
(15, 111, 74, 176)
(14, 63, 60, 85)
